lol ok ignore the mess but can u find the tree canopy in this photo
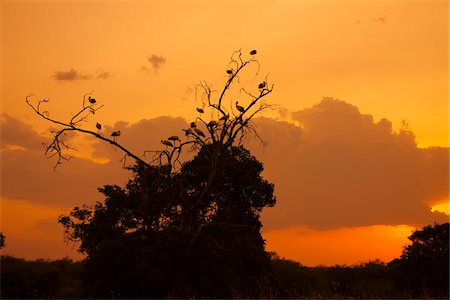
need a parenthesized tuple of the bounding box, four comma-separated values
(389, 222, 449, 298)
(59, 145, 278, 298)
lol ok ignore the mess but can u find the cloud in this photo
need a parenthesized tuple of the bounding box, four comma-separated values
(95, 71, 111, 79)
(52, 68, 112, 81)
(52, 68, 91, 81)
(251, 98, 448, 230)
(1, 99, 447, 232)
(373, 17, 387, 23)
(0, 114, 43, 151)
(141, 54, 167, 74)
(0, 114, 188, 207)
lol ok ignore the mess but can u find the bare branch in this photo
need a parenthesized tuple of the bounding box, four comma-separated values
(26, 94, 149, 169)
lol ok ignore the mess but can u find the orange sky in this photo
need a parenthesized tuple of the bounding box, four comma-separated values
(1, 0, 448, 266)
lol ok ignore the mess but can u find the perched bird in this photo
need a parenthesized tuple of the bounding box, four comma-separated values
(196, 107, 204, 114)
(194, 128, 205, 137)
(161, 140, 173, 147)
(235, 101, 245, 113)
(250, 50, 257, 55)
(111, 130, 121, 137)
(168, 135, 179, 141)
(219, 114, 229, 121)
(183, 128, 192, 136)
(88, 97, 96, 104)
(207, 121, 218, 127)
(258, 82, 266, 89)
(190, 122, 197, 128)
(96, 123, 102, 130)
(226, 69, 233, 74)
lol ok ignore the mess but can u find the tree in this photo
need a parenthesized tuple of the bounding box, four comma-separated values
(389, 222, 449, 298)
(30, 50, 280, 297)
(0, 232, 5, 249)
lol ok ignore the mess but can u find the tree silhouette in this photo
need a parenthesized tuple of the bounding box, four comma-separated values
(29, 50, 280, 297)
(0, 232, 5, 249)
(389, 222, 449, 298)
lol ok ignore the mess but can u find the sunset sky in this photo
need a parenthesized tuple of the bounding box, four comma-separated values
(1, 0, 448, 266)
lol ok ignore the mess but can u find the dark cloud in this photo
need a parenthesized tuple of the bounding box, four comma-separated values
(52, 68, 112, 81)
(0, 115, 188, 207)
(52, 69, 91, 81)
(0, 114, 43, 150)
(252, 98, 448, 230)
(1, 100, 447, 231)
(144, 54, 167, 74)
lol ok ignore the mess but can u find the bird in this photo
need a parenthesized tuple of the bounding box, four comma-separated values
(258, 82, 266, 89)
(168, 135, 179, 141)
(235, 101, 245, 113)
(183, 128, 192, 136)
(88, 97, 96, 104)
(250, 50, 257, 55)
(207, 121, 218, 127)
(219, 114, 229, 121)
(196, 107, 204, 114)
(226, 69, 233, 74)
(194, 128, 205, 137)
(96, 123, 102, 130)
(161, 140, 173, 147)
(111, 130, 121, 137)
(190, 122, 197, 128)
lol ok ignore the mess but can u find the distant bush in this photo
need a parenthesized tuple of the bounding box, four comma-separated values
(0, 256, 84, 298)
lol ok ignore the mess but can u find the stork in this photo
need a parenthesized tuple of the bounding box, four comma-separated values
(226, 69, 233, 75)
(207, 120, 218, 127)
(183, 128, 192, 136)
(194, 128, 205, 137)
(258, 82, 266, 89)
(168, 135, 179, 142)
(235, 101, 245, 113)
(250, 49, 257, 55)
(190, 122, 197, 128)
(219, 114, 229, 121)
(88, 97, 96, 104)
(196, 107, 204, 114)
(161, 140, 173, 147)
(111, 130, 121, 137)
(96, 123, 102, 130)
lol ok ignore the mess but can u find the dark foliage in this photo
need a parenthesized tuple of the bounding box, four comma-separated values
(0, 232, 5, 249)
(389, 222, 449, 298)
(0, 256, 83, 299)
(59, 145, 278, 298)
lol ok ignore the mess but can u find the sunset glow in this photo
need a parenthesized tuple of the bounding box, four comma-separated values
(1, 0, 448, 267)
(432, 202, 450, 215)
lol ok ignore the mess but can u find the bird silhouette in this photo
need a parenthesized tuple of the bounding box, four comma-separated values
(226, 69, 233, 74)
(88, 97, 96, 104)
(96, 123, 102, 130)
(190, 122, 197, 128)
(196, 107, 204, 114)
(250, 50, 257, 55)
(207, 120, 218, 127)
(183, 128, 192, 136)
(168, 135, 179, 141)
(194, 128, 205, 137)
(258, 82, 266, 89)
(219, 114, 229, 121)
(161, 140, 173, 147)
(236, 101, 245, 113)
(111, 130, 120, 141)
